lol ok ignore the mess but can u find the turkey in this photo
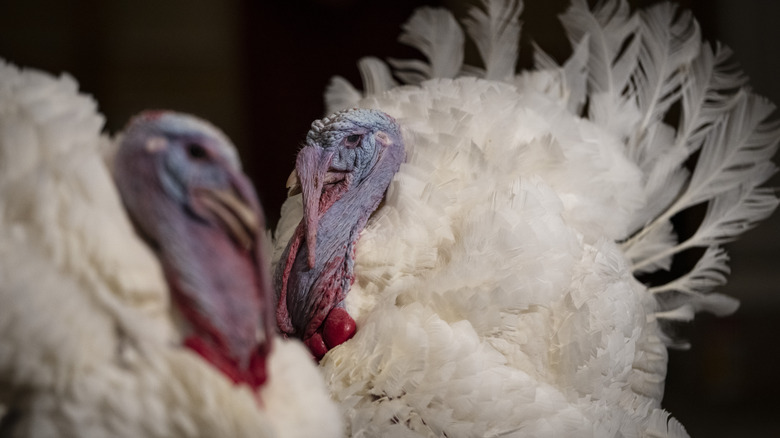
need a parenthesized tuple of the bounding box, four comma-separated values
(0, 59, 341, 437)
(272, 0, 779, 436)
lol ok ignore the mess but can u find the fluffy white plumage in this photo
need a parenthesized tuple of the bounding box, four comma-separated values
(272, 0, 779, 436)
(0, 60, 342, 438)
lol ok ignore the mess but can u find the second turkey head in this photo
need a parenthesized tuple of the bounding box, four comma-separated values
(276, 108, 405, 359)
(114, 111, 273, 390)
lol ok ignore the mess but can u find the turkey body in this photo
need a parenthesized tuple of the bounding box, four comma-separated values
(272, 0, 779, 436)
(0, 60, 341, 438)
(275, 74, 672, 438)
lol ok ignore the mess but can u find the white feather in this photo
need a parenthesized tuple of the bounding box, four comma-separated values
(685, 93, 778, 206)
(623, 219, 677, 275)
(649, 246, 730, 296)
(635, 44, 749, 232)
(388, 7, 465, 84)
(559, 0, 640, 102)
(628, 92, 780, 273)
(532, 35, 590, 115)
(324, 76, 362, 115)
(461, 0, 524, 81)
(626, 3, 701, 169)
(357, 57, 396, 97)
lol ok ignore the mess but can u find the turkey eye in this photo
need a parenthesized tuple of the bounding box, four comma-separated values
(186, 143, 208, 160)
(345, 134, 362, 147)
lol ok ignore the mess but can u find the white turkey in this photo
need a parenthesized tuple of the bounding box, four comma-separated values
(271, 0, 779, 436)
(0, 59, 342, 437)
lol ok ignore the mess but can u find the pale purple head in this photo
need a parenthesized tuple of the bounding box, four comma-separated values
(114, 111, 273, 390)
(275, 108, 404, 359)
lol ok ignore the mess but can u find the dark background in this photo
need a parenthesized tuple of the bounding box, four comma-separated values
(1, 1, 778, 435)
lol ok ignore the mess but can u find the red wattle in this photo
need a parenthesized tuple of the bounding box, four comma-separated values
(322, 307, 356, 349)
(305, 333, 329, 360)
(184, 336, 267, 391)
(248, 349, 268, 388)
(184, 336, 242, 384)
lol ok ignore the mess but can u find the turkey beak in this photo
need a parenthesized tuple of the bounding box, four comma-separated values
(296, 145, 335, 269)
(197, 187, 260, 251)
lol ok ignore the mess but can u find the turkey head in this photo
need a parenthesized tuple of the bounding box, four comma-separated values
(114, 111, 273, 390)
(275, 108, 405, 359)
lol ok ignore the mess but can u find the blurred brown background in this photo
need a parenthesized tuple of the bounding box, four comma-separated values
(1, 0, 778, 436)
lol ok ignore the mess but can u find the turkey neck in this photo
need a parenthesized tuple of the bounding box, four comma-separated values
(277, 141, 404, 342)
(151, 198, 268, 388)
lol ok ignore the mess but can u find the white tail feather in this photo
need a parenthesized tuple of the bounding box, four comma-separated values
(630, 44, 750, 234)
(649, 246, 730, 296)
(357, 57, 396, 96)
(559, 0, 639, 100)
(644, 409, 689, 438)
(626, 3, 701, 169)
(626, 92, 780, 262)
(461, 0, 523, 81)
(533, 35, 590, 115)
(624, 219, 677, 275)
(324, 76, 361, 114)
(388, 7, 464, 84)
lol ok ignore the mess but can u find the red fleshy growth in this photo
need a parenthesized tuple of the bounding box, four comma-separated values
(276, 223, 305, 334)
(305, 333, 329, 360)
(184, 336, 242, 383)
(184, 335, 267, 391)
(248, 346, 268, 388)
(322, 307, 356, 350)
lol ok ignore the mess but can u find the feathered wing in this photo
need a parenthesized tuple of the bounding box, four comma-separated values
(280, 0, 779, 436)
(0, 60, 341, 438)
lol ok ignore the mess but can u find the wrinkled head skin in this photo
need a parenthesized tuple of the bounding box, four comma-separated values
(275, 108, 405, 359)
(114, 111, 273, 390)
